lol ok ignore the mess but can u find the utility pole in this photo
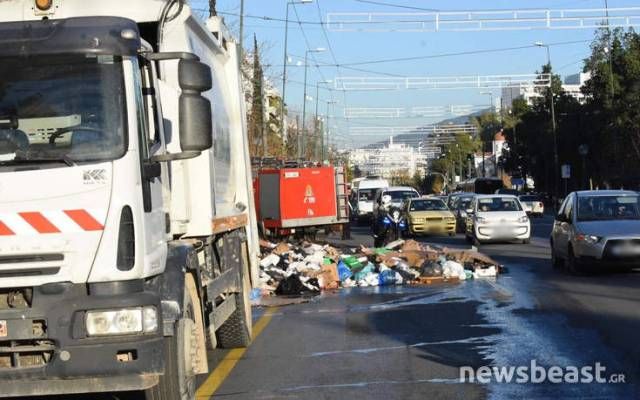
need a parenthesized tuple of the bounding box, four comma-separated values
(301, 48, 325, 158)
(238, 0, 244, 62)
(315, 80, 332, 161)
(480, 91, 494, 178)
(209, 0, 216, 16)
(325, 100, 337, 162)
(535, 42, 559, 206)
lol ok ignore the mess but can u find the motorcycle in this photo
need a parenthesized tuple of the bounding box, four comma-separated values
(373, 205, 408, 248)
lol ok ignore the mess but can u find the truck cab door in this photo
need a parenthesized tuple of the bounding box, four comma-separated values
(133, 57, 168, 268)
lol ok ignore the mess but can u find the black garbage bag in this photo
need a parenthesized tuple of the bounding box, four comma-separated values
(275, 274, 320, 296)
(420, 260, 443, 277)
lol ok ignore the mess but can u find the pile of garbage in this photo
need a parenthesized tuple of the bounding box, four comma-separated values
(256, 239, 503, 298)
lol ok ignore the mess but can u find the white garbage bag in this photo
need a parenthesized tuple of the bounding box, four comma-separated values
(442, 260, 467, 280)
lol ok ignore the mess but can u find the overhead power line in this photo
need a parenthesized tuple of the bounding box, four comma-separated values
(353, 0, 440, 12)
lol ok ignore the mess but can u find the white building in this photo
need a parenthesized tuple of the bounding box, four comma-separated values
(349, 138, 429, 179)
(501, 71, 591, 108)
(473, 131, 507, 177)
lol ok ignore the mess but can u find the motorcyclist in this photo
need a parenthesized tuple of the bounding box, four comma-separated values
(372, 195, 406, 247)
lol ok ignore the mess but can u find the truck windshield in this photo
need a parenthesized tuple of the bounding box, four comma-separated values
(0, 54, 126, 165)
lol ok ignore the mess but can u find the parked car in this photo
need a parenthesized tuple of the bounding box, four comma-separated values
(519, 194, 545, 217)
(465, 195, 531, 244)
(404, 196, 456, 236)
(550, 190, 640, 273)
(452, 195, 476, 233)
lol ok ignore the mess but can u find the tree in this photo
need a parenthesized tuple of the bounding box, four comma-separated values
(247, 35, 265, 157)
(496, 27, 640, 192)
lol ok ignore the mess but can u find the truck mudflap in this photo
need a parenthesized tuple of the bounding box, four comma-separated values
(0, 280, 164, 397)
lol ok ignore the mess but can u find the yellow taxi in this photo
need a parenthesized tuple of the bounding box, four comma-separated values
(404, 196, 457, 236)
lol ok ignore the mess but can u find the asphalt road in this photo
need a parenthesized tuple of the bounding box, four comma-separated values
(195, 216, 640, 399)
(19, 217, 640, 399)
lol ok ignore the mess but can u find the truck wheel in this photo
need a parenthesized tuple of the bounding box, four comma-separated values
(216, 246, 252, 348)
(145, 276, 200, 400)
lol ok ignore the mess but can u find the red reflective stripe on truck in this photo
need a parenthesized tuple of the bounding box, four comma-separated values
(64, 209, 104, 231)
(0, 221, 14, 236)
(18, 212, 60, 234)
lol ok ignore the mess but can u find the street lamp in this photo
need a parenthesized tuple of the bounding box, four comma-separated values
(300, 47, 326, 158)
(534, 41, 559, 205)
(315, 80, 332, 161)
(280, 0, 313, 155)
(480, 91, 494, 178)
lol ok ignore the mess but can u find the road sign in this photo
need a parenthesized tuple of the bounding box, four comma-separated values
(561, 164, 571, 179)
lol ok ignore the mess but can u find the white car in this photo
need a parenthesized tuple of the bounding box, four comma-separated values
(519, 194, 545, 217)
(465, 195, 531, 244)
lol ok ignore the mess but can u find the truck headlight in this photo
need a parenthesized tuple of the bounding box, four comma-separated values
(517, 215, 529, 223)
(86, 307, 157, 337)
(475, 216, 487, 224)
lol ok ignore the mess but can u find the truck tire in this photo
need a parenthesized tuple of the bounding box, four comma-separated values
(145, 276, 199, 400)
(216, 245, 252, 348)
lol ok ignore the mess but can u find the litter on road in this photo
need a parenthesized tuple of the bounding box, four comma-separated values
(255, 239, 504, 304)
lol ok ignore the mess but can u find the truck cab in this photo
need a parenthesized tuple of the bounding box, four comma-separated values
(0, 2, 257, 399)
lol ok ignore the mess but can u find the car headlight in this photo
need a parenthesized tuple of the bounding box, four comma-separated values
(475, 216, 487, 224)
(517, 215, 529, 223)
(576, 234, 600, 244)
(86, 307, 158, 337)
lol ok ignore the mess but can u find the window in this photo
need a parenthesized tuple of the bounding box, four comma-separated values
(563, 195, 574, 221)
(358, 188, 376, 201)
(576, 195, 640, 221)
(385, 190, 419, 202)
(0, 54, 127, 165)
(477, 197, 523, 212)
(409, 199, 448, 211)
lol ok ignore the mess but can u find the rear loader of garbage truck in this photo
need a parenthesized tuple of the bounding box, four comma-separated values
(0, 1, 259, 398)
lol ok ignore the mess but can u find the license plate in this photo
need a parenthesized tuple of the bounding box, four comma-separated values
(0, 321, 6, 337)
(612, 245, 640, 256)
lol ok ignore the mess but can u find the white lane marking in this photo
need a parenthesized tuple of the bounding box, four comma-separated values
(308, 337, 487, 357)
(282, 378, 462, 392)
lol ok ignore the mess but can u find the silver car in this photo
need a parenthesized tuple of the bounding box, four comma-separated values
(550, 190, 640, 273)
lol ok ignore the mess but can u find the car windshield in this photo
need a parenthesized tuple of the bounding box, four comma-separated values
(409, 199, 448, 211)
(477, 197, 522, 212)
(457, 198, 473, 209)
(520, 195, 540, 202)
(0, 54, 127, 165)
(387, 190, 418, 201)
(576, 195, 640, 221)
(358, 189, 376, 201)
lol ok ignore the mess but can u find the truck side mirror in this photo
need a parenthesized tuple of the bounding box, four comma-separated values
(178, 59, 213, 153)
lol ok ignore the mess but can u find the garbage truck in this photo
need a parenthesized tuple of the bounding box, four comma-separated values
(0, 1, 260, 398)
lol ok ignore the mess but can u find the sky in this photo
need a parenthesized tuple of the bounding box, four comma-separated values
(190, 0, 640, 148)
